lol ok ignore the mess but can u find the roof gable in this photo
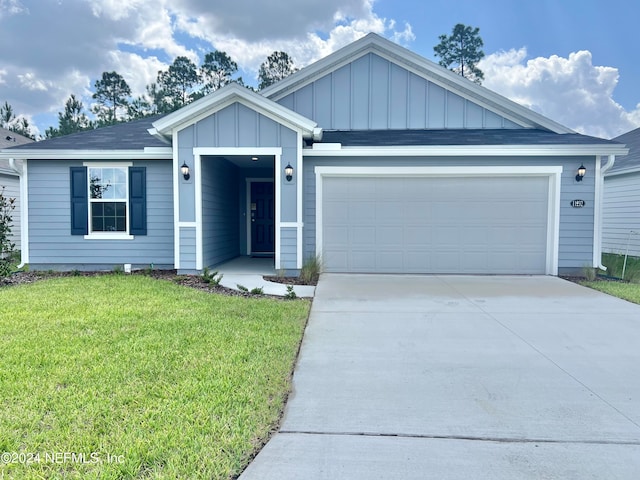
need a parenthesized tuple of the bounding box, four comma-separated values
(150, 82, 320, 140)
(262, 33, 574, 134)
(0, 127, 34, 148)
(609, 127, 640, 175)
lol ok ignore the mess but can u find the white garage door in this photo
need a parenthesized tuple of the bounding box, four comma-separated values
(321, 175, 549, 274)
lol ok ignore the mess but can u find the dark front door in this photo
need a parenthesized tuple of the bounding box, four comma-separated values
(251, 181, 274, 255)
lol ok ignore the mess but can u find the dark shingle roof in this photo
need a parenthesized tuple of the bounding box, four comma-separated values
(609, 127, 640, 174)
(320, 129, 622, 147)
(6, 115, 168, 151)
(0, 127, 34, 148)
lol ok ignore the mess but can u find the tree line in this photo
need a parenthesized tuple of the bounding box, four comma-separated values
(2, 24, 484, 141)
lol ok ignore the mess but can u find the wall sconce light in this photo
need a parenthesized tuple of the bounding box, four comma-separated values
(284, 163, 294, 182)
(575, 164, 586, 182)
(181, 162, 191, 180)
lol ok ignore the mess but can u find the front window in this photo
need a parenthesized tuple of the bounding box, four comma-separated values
(89, 167, 128, 233)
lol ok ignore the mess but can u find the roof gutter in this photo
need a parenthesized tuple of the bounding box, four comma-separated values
(596, 154, 617, 272)
(8, 158, 21, 175)
(6, 158, 27, 269)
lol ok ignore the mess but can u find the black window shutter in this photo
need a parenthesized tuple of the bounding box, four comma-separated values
(129, 167, 147, 235)
(70, 167, 88, 235)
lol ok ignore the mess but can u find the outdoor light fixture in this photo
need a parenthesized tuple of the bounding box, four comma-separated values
(181, 162, 191, 180)
(575, 164, 586, 182)
(251, 156, 259, 161)
(284, 163, 294, 182)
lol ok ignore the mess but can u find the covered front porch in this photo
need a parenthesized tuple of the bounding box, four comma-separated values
(199, 153, 276, 270)
(148, 82, 319, 276)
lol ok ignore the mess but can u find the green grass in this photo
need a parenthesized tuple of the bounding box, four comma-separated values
(0, 275, 310, 479)
(580, 280, 640, 304)
(600, 253, 640, 282)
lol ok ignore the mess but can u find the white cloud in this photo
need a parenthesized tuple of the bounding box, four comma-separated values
(0, 0, 413, 134)
(0, 0, 29, 18)
(480, 48, 640, 138)
(107, 51, 167, 98)
(17, 72, 48, 91)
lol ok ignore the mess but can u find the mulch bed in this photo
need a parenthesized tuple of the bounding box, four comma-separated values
(263, 275, 318, 286)
(0, 269, 278, 298)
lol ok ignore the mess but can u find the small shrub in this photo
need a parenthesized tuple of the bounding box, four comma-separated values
(72, 269, 81, 277)
(582, 265, 596, 281)
(0, 185, 16, 279)
(276, 268, 287, 279)
(300, 254, 322, 284)
(237, 284, 248, 292)
(202, 267, 223, 286)
(250, 287, 264, 295)
(112, 265, 124, 275)
(284, 285, 297, 300)
(142, 264, 155, 276)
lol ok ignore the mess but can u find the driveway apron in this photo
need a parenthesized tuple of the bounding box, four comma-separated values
(240, 275, 640, 479)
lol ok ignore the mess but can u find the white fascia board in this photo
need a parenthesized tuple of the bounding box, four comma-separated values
(152, 83, 317, 137)
(303, 144, 629, 157)
(263, 33, 574, 134)
(193, 147, 282, 157)
(314, 165, 563, 177)
(0, 149, 173, 160)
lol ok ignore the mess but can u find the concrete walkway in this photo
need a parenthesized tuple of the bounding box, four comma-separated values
(240, 274, 640, 479)
(215, 256, 315, 297)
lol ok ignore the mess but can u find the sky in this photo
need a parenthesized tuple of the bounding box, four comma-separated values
(1, 0, 638, 139)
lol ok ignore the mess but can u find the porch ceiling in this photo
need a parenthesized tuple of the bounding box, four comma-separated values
(204, 154, 275, 169)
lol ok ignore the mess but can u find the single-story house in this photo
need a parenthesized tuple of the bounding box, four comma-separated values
(0, 33, 629, 275)
(0, 127, 34, 251)
(603, 127, 640, 257)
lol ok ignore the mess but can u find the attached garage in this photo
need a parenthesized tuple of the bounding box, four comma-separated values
(316, 167, 561, 275)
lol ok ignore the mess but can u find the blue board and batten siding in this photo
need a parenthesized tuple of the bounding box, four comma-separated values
(303, 156, 597, 274)
(28, 159, 174, 270)
(603, 173, 640, 257)
(177, 103, 300, 270)
(201, 157, 240, 267)
(277, 53, 521, 130)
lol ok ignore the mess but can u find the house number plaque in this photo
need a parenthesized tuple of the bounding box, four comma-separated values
(570, 199, 585, 208)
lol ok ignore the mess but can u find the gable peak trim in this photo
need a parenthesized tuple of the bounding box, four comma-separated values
(262, 33, 574, 135)
(150, 82, 319, 139)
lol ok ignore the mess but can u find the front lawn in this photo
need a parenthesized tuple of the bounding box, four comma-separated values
(0, 275, 310, 479)
(580, 280, 640, 305)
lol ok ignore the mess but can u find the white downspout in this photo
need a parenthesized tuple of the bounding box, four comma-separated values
(7, 158, 28, 269)
(595, 154, 616, 271)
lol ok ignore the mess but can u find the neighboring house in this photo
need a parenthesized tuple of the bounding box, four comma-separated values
(0, 127, 34, 251)
(0, 34, 629, 275)
(603, 127, 640, 257)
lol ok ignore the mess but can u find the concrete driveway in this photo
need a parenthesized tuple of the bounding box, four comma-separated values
(240, 275, 640, 479)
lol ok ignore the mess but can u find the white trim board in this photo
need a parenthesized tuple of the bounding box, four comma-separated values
(262, 33, 573, 134)
(314, 165, 562, 275)
(305, 144, 628, 157)
(0, 149, 173, 160)
(151, 83, 319, 140)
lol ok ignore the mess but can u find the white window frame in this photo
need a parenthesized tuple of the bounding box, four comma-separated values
(83, 161, 134, 240)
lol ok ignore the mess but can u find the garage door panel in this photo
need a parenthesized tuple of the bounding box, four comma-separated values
(377, 251, 404, 270)
(351, 251, 376, 271)
(406, 226, 431, 245)
(322, 175, 549, 274)
(324, 251, 349, 270)
(324, 200, 349, 221)
(352, 226, 376, 244)
(349, 201, 375, 222)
